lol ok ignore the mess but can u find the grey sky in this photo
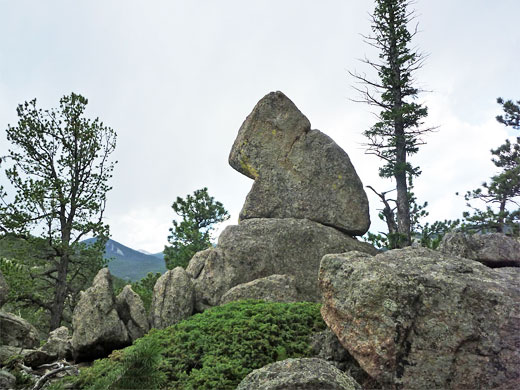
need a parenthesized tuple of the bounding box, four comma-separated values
(1, 0, 519, 252)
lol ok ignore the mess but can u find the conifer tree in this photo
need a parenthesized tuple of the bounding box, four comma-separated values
(461, 98, 520, 235)
(351, 0, 434, 247)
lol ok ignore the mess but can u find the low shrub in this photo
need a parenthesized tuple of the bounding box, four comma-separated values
(70, 300, 325, 389)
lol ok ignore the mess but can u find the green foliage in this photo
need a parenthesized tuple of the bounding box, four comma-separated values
(0, 235, 106, 335)
(74, 337, 166, 390)
(66, 301, 325, 390)
(460, 98, 520, 236)
(351, 0, 434, 246)
(164, 187, 229, 269)
(0, 93, 116, 330)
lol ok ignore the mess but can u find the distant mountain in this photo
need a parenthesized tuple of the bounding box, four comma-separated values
(83, 238, 167, 282)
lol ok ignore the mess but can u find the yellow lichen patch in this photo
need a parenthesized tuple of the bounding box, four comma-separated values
(272, 129, 277, 136)
(239, 156, 259, 179)
(338, 174, 343, 180)
(332, 183, 337, 190)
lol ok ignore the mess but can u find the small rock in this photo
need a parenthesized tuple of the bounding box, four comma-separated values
(149, 267, 194, 329)
(219, 274, 299, 305)
(440, 232, 520, 267)
(40, 326, 72, 360)
(116, 285, 149, 341)
(236, 358, 361, 390)
(0, 311, 39, 348)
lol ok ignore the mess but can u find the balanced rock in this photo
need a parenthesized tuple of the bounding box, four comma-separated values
(0, 311, 39, 348)
(40, 326, 72, 360)
(186, 218, 377, 311)
(220, 274, 299, 305)
(72, 268, 129, 361)
(236, 358, 361, 390)
(116, 285, 149, 340)
(0, 271, 8, 307)
(149, 267, 194, 329)
(229, 91, 370, 236)
(440, 232, 520, 267)
(319, 247, 520, 389)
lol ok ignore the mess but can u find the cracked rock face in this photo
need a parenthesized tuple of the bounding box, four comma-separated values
(319, 247, 520, 390)
(229, 91, 370, 236)
(149, 267, 194, 329)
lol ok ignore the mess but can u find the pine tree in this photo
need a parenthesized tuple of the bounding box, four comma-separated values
(164, 188, 229, 269)
(351, 0, 434, 247)
(461, 98, 520, 235)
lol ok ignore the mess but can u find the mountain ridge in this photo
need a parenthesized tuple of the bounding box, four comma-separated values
(83, 238, 167, 281)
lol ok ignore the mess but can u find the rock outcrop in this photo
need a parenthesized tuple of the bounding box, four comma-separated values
(116, 285, 149, 340)
(0, 311, 39, 348)
(0, 271, 8, 307)
(229, 91, 370, 236)
(149, 267, 194, 329)
(220, 274, 299, 305)
(186, 218, 377, 311)
(319, 247, 520, 389)
(40, 326, 73, 360)
(440, 232, 520, 267)
(0, 369, 15, 389)
(71, 268, 129, 361)
(236, 358, 361, 390)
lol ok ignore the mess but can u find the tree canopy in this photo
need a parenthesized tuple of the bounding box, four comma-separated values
(0, 93, 117, 330)
(164, 187, 229, 269)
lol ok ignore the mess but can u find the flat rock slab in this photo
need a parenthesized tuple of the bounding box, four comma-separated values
(236, 358, 361, 390)
(229, 91, 370, 235)
(440, 232, 520, 267)
(186, 218, 378, 312)
(220, 274, 300, 304)
(319, 247, 520, 390)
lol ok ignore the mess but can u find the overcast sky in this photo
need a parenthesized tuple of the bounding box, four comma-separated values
(1, 0, 518, 252)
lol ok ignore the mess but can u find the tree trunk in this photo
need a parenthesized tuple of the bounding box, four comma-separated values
(497, 198, 507, 233)
(49, 254, 70, 330)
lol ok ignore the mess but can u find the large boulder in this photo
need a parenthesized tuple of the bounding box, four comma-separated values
(71, 268, 130, 361)
(229, 91, 370, 236)
(40, 326, 72, 360)
(186, 218, 378, 311)
(0, 345, 53, 368)
(0, 271, 8, 307)
(440, 232, 520, 267)
(219, 274, 299, 305)
(116, 285, 149, 341)
(319, 247, 520, 390)
(236, 358, 361, 390)
(149, 267, 194, 329)
(0, 311, 39, 348)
